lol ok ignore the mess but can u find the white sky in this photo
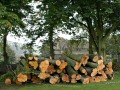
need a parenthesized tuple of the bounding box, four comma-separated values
(7, 33, 72, 44)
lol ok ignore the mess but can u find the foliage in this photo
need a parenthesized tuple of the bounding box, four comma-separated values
(0, 71, 14, 82)
(0, 42, 16, 64)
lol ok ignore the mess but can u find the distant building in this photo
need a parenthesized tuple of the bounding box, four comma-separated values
(53, 37, 89, 59)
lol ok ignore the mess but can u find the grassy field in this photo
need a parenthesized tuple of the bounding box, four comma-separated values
(0, 72, 120, 90)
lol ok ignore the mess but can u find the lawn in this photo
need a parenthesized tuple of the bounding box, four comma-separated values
(0, 72, 120, 90)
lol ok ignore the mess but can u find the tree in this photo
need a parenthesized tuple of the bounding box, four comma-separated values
(41, 0, 120, 58)
(0, 42, 15, 64)
(26, 0, 68, 59)
(0, 0, 32, 64)
(106, 33, 120, 62)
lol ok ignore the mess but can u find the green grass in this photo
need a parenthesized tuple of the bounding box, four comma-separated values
(0, 72, 120, 90)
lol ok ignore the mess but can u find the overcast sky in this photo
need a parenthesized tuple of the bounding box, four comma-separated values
(7, 33, 72, 44)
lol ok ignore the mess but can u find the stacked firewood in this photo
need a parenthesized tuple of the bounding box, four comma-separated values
(5, 54, 114, 85)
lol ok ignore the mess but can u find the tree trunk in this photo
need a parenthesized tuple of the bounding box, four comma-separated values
(3, 33, 9, 65)
(89, 37, 93, 54)
(49, 29, 54, 59)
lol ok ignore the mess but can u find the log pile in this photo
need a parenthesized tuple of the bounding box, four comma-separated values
(5, 54, 114, 85)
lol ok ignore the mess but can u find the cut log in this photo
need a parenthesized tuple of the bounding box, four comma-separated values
(27, 74, 31, 80)
(46, 65, 56, 74)
(97, 76, 107, 82)
(29, 61, 38, 69)
(81, 55, 89, 66)
(39, 60, 49, 72)
(60, 73, 70, 83)
(5, 78, 12, 85)
(94, 76, 101, 82)
(17, 73, 27, 82)
(34, 56, 39, 61)
(54, 75, 60, 83)
(80, 77, 89, 84)
(97, 60, 104, 65)
(15, 80, 22, 85)
(105, 67, 113, 75)
(106, 74, 114, 80)
(66, 65, 78, 79)
(71, 79, 77, 83)
(64, 56, 80, 70)
(49, 76, 58, 84)
(64, 54, 82, 62)
(106, 62, 112, 68)
(76, 74, 82, 80)
(91, 68, 98, 77)
(79, 66, 87, 74)
(89, 55, 99, 62)
(49, 60, 61, 66)
(97, 63, 105, 71)
(87, 62, 98, 68)
(98, 70, 107, 79)
(84, 67, 93, 75)
(59, 62, 68, 70)
(31, 75, 42, 83)
(85, 67, 98, 77)
(28, 56, 34, 60)
(86, 76, 95, 83)
(38, 72, 50, 80)
(57, 69, 63, 73)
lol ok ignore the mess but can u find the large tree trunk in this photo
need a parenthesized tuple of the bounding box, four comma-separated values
(49, 29, 54, 59)
(89, 36, 93, 54)
(3, 33, 9, 65)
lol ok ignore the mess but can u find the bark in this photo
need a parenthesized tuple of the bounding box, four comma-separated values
(3, 33, 9, 65)
(89, 37, 93, 54)
(49, 29, 54, 59)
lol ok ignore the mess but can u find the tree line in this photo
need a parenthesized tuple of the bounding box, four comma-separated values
(0, 0, 120, 65)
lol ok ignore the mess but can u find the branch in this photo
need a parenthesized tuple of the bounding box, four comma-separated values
(103, 23, 117, 41)
(86, 18, 98, 52)
(72, 16, 88, 28)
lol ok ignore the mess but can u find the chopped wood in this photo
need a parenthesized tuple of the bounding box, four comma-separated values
(5, 78, 12, 85)
(39, 60, 49, 72)
(46, 65, 56, 74)
(17, 73, 27, 82)
(28, 56, 34, 60)
(93, 56, 99, 62)
(76, 74, 82, 80)
(79, 66, 86, 74)
(15, 80, 22, 85)
(49, 76, 58, 84)
(97, 63, 105, 71)
(64, 54, 82, 62)
(59, 62, 68, 70)
(66, 65, 78, 79)
(57, 69, 63, 73)
(49, 60, 61, 66)
(107, 62, 112, 68)
(87, 62, 98, 68)
(97, 60, 104, 65)
(71, 79, 77, 83)
(27, 74, 31, 80)
(105, 68, 113, 75)
(60, 73, 70, 83)
(29, 61, 38, 69)
(81, 77, 90, 84)
(64, 56, 80, 70)
(31, 75, 42, 83)
(5, 54, 113, 85)
(81, 55, 89, 66)
(34, 56, 39, 61)
(91, 68, 98, 77)
(38, 72, 50, 80)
